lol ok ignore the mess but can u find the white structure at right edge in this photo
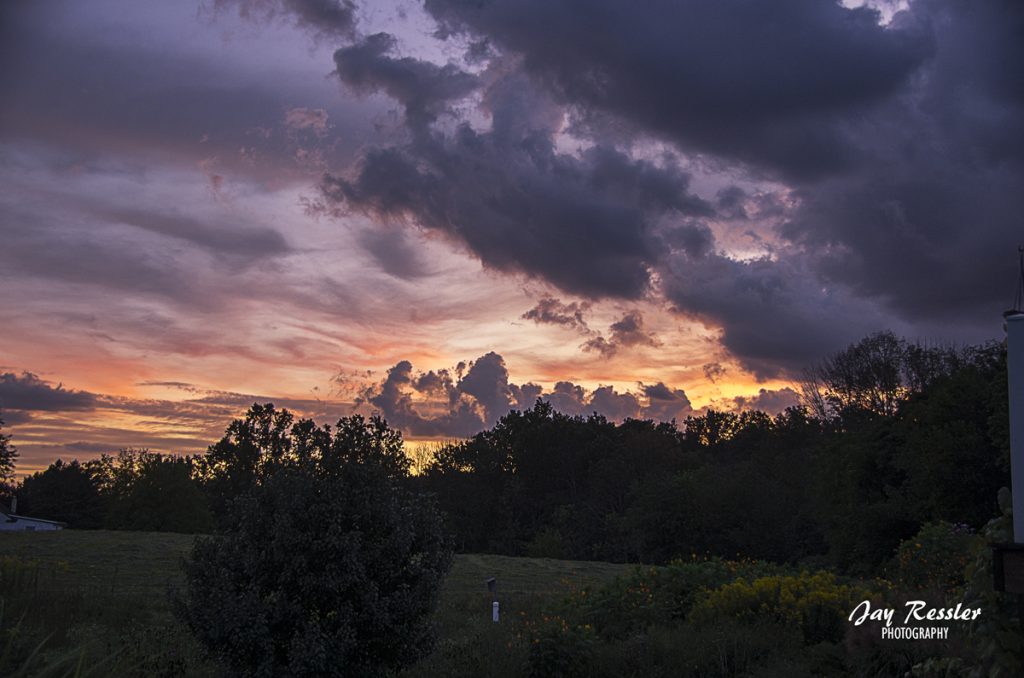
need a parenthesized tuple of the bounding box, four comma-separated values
(1005, 308, 1024, 543)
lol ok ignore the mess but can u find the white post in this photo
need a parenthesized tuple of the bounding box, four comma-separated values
(492, 601, 499, 623)
(1006, 311, 1024, 543)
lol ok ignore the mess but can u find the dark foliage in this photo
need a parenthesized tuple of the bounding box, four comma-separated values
(0, 414, 16, 504)
(8, 332, 1011, 581)
(177, 412, 452, 678)
(88, 449, 212, 533)
(195, 403, 299, 521)
(13, 449, 211, 533)
(18, 459, 103, 528)
(422, 335, 1009, 574)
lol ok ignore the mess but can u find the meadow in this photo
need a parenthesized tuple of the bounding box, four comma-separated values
(0, 525, 993, 676)
(0, 531, 632, 677)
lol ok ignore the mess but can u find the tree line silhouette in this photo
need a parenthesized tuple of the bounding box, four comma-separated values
(5, 331, 1010, 576)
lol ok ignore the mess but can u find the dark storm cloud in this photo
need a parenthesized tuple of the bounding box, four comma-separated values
(608, 311, 658, 348)
(660, 222, 716, 260)
(219, 0, 357, 37)
(0, 373, 98, 412)
(716, 186, 749, 221)
(542, 382, 647, 421)
(364, 359, 486, 437)
(411, 369, 452, 396)
(509, 382, 544, 410)
(382, 0, 1019, 373)
(359, 353, 693, 436)
(521, 297, 591, 332)
(661, 249, 892, 379)
(334, 33, 479, 128)
(542, 381, 589, 417)
(425, 0, 931, 180)
(588, 385, 642, 421)
(582, 310, 659, 357)
(730, 387, 801, 415)
(457, 352, 515, 424)
(322, 37, 711, 298)
(542, 380, 683, 422)
(639, 382, 693, 423)
(769, 0, 1024, 331)
(4, 0, 1015, 386)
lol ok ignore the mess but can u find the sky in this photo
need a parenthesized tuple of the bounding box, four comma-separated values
(1, 0, 1022, 475)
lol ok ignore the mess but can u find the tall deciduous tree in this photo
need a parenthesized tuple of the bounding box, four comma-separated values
(801, 332, 970, 423)
(195, 403, 298, 521)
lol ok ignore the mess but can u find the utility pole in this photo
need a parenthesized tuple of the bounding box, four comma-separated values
(994, 247, 1024, 592)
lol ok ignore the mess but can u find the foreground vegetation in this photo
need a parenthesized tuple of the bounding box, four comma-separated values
(0, 531, 630, 676)
(3, 526, 1007, 676)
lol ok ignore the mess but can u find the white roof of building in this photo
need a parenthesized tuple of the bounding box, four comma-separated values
(1, 506, 68, 526)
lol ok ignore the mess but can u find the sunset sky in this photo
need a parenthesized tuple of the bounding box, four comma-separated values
(2, 0, 1021, 474)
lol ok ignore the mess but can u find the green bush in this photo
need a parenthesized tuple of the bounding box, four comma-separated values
(177, 415, 453, 678)
(519, 612, 596, 678)
(690, 571, 873, 645)
(553, 557, 787, 639)
(890, 521, 979, 593)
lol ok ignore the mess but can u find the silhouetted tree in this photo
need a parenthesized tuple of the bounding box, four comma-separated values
(683, 409, 742, 448)
(801, 332, 969, 423)
(195, 403, 299, 522)
(0, 415, 16, 504)
(18, 459, 102, 528)
(88, 449, 211, 533)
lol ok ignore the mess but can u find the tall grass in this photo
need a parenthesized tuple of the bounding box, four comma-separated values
(0, 555, 216, 677)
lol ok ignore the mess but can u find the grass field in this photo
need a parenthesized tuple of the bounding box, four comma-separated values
(0, 529, 631, 606)
(0, 531, 634, 676)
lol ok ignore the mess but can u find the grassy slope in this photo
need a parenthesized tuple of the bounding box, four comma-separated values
(1, 530, 634, 675)
(1, 530, 630, 599)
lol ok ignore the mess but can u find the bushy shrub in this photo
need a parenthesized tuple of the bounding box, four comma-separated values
(890, 521, 980, 593)
(519, 613, 596, 678)
(177, 415, 452, 678)
(922, 487, 1024, 677)
(689, 571, 873, 645)
(518, 615, 807, 678)
(553, 557, 788, 638)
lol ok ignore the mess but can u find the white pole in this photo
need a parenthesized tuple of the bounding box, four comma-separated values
(492, 601, 499, 623)
(1006, 311, 1024, 543)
